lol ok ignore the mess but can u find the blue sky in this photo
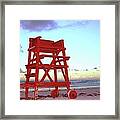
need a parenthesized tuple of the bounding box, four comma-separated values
(20, 20, 100, 71)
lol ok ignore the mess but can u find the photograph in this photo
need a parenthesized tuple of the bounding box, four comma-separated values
(20, 20, 100, 100)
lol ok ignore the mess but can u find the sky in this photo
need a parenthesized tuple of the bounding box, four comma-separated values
(20, 20, 100, 71)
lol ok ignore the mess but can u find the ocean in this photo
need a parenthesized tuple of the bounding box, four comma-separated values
(20, 79, 100, 89)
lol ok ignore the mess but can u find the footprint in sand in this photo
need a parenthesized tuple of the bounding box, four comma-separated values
(79, 92, 86, 96)
(87, 93, 94, 96)
(93, 93, 98, 96)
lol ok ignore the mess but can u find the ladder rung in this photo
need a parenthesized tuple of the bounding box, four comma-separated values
(56, 58, 69, 62)
(20, 81, 71, 88)
(25, 64, 68, 69)
(39, 54, 70, 59)
(28, 46, 66, 53)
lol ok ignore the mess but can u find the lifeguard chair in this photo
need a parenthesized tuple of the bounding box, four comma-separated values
(20, 36, 77, 99)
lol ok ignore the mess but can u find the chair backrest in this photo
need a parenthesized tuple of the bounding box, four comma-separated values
(28, 36, 66, 54)
(29, 36, 54, 48)
(29, 36, 65, 49)
(53, 40, 64, 48)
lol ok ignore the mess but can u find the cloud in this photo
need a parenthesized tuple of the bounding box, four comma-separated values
(20, 20, 90, 32)
(20, 20, 58, 31)
(57, 20, 90, 28)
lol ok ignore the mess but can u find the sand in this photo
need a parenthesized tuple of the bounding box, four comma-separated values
(20, 70, 100, 100)
(20, 87, 100, 100)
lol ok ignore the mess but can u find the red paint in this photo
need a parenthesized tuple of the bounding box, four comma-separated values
(20, 36, 77, 99)
(68, 90, 77, 99)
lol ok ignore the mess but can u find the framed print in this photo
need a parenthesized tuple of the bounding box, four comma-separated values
(0, 0, 119, 119)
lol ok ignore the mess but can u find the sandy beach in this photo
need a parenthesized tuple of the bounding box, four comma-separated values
(20, 87, 100, 100)
(20, 69, 100, 100)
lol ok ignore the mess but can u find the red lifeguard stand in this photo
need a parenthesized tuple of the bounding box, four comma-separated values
(20, 36, 77, 99)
